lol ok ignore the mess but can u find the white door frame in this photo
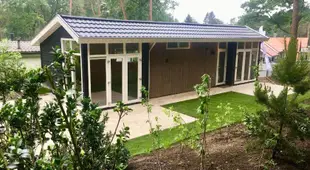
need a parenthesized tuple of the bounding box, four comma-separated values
(216, 49, 228, 85)
(88, 43, 142, 108)
(234, 49, 254, 84)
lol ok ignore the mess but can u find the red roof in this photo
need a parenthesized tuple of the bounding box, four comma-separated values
(263, 37, 308, 57)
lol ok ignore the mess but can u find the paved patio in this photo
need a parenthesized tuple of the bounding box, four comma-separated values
(1, 81, 287, 139)
(105, 82, 289, 139)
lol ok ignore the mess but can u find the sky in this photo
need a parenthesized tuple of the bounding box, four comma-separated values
(172, 0, 310, 24)
(173, 0, 248, 24)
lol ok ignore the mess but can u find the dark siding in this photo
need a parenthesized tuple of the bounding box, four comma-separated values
(40, 27, 72, 67)
(81, 44, 89, 98)
(149, 42, 217, 98)
(226, 42, 237, 85)
(142, 43, 150, 93)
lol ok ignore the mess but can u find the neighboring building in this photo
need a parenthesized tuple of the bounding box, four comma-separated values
(31, 14, 268, 108)
(0, 40, 41, 69)
(261, 37, 309, 62)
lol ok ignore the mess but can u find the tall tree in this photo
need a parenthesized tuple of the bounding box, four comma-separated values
(184, 14, 197, 23)
(119, 0, 127, 20)
(149, 0, 153, 20)
(292, 0, 300, 38)
(203, 11, 223, 24)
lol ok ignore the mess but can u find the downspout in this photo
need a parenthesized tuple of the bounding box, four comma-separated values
(148, 42, 156, 98)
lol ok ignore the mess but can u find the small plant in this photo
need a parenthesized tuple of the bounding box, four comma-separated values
(194, 74, 211, 170)
(164, 108, 200, 159)
(141, 86, 162, 170)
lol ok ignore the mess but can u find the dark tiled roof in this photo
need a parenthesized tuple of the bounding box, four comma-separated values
(0, 41, 40, 53)
(60, 15, 267, 40)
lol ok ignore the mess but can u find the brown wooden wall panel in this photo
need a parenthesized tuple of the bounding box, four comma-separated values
(150, 42, 217, 98)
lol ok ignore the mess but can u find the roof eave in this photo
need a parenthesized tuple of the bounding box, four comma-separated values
(31, 15, 79, 46)
(78, 37, 268, 44)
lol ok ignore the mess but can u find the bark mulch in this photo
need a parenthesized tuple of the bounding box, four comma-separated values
(128, 124, 310, 170)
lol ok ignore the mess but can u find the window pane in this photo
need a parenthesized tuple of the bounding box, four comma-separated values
(109, 43, 123, 54)
(167, 42, 178, 48)
(74, 55, 82, 91)
(128, 57, 138, 101)
(217, 52, 226, 83)
(253, 42, 259, 48)
(91, 59, 107, 106)
(246, 42, 252, 49)
(72, 41, 80, 53)
(238, 42, 244, 49)
(111, 58, 123, 103)
(244, 52, 251, 80)
(179, 42, 189, 48)
(219, 42, 226, 49)
(63, 40, 71, 52)
(90, 44, 106, 55)
(236, 52, 244, 82)
(126, 43, 139, 53)
(250, 51, 258, 79)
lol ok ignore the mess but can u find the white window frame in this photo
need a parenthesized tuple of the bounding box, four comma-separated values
(60, 38, 83, 93)
(234, 42, 259, 84)
(88, 42, 142, 108)
(166, 42, 191, 50)
(216, 42, 228, 85)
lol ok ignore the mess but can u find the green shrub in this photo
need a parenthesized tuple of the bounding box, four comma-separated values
(0, 48, 131, 169)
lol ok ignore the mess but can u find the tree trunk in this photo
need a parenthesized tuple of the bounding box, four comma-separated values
(149, 0, 153, 20)
(69, 0, 72, 15)
(291, 0, 299, 38)
(119, 0, 127, 20)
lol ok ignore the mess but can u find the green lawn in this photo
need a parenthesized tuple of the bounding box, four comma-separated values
(126, 91, 262, 156)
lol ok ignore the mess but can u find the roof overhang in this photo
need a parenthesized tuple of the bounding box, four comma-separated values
(31, 15, 79, 46)
(78, 37, 268, 44)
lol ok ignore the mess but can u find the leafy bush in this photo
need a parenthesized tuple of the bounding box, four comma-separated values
(0, 48, 131, 169)
(0, 41, 26, 103)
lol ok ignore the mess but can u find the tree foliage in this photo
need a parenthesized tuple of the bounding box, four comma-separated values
(238, 0, 310, 36)
(0, 0, 178, 40)
(203, 12, 223, 24)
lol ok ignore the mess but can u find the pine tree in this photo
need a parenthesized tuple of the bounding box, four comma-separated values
(184, 14, 197, 23)
(245, 1, 310, 163)
(203, 11, 223, 24)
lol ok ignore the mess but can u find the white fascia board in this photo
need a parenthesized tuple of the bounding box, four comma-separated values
(79, 37, 268, 44)
(31, 15, 79, 46)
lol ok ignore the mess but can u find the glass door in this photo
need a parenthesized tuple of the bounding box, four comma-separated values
(217, 51, 227, 85)
(235, 51, 244, 83)
(110, 57, 124, 104)
(90, 58, 107, 106)
(127, 57, 139, 101)
(235, 50, 255, 83)
(243, 52, 251, 81)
